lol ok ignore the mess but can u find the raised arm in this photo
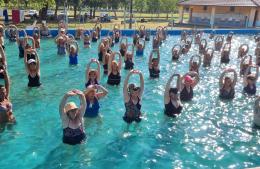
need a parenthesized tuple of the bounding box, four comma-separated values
(197, 55, 202, 67)
(85, 61, 91, 81)
(76, 90, 87, 117)
(138, 71, 144, 97)
(108, 53, 113, 75)
(256, 66, 259, 81)
(219, 70, 226, 89)
(164, 74, 176, 104)
(96, 85, 108, 99)
(255, 96, 260, 113)
(59, 93, 70, 116)
(117, 52, 122, 71)
(27, 36, 35, 49)
(35, 51, 40, 75)
(157, 49, 160, 65)
(148, 51, 153, 69)
(3, 68, 10, 99)
(95, 59, 101, 81)
(231, 69, 238, 87)
(123, 71, 132, 102)
(24, 50, 29, 74)
(188, 71, 200, 87)
(0, 45, 6, 66)
(243, 67, 250, 86)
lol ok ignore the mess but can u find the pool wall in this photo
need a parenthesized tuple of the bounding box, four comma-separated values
(24, 29, 260, 37)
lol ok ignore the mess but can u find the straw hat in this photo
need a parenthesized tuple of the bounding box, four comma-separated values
(64, 102, 78, 113)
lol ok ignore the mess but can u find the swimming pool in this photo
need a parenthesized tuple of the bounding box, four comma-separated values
(0, 32, 260, 169)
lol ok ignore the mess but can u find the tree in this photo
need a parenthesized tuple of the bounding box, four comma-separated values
(134, 0, 146, 13)
(160, 0, 178, 19)
(68, 0, 81, 19)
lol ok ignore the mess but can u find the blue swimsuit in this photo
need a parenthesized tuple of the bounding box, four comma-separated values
(57, 45, 66, 55)
(84, 97, 100, 118)
(136, 49, 144, 56)
(69, 54, 78, 65)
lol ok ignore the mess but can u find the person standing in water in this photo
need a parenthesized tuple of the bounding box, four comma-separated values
(180, 71, 200, 102)
(59, 89, 86, 145)
(85, 59, 101, 88)
(148, 49, 160, 78)
(243, 65, 259, 95)
(123, 70, 144, 124)
(219, 68, 237, 100)
(0, 68, 15, 125)
(24, 49, 41, 87)
(84, 85, 108, 118)
(107, 52, 122, 86)
(164, 74, 183, 118)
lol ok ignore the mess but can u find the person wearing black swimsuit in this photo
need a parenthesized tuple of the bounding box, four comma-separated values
(148, 49, 160, 78)
(24, 49, 41, 87)
(59, 89, 87, 145)
(243, 66, 259, 95)
(85, 59, 101, 88)
(124, 44, 135, 70)
(164, 74, 183, 118)
(180, 71, 200, 102)
(107, 52, 122, 86)
(123, 70, 144, 124)
(219, 68, 237, 100)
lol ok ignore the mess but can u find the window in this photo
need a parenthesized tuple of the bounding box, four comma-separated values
(203, 6, 208, 11)
(230, 6, 235, 12)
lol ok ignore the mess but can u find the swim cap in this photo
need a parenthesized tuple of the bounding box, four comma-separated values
(64, 102, 78, 113)
(184, 75, 193, 84)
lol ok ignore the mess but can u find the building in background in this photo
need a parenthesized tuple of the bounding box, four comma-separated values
(178, 0, 260, 28)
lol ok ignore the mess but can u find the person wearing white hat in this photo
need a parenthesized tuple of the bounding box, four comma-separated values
(59, 89, 86, 145)
(24, 49, 41, 87)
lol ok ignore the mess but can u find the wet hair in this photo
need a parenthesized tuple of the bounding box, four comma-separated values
(128, 83, 140, 93)
(0, 84, 4, 88)
(169, 88, 178, 94)
(152, 58, 158, 62)
(247, 74, 256, 81)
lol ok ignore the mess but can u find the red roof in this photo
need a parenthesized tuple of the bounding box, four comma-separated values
(178, 0, 260, 7)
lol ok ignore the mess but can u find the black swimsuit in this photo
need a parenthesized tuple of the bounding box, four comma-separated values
(120, 49, 126, 57)
(107, 72, 121, 85)
(28, 74, 41, 87)
(180, 86, 193, 101)
(62, 117, 86, 145)
(149, 68, 160, 78)
(165, 100, 183, 118)
(123, 97, 142, 124)
(219, 87, 235, 99)
(125, 59, 134, 70)
(243, 84, 256, 95)
(98, 51, 103, 62)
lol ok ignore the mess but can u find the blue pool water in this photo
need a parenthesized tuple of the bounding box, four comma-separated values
(0, 33, 260, 169)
